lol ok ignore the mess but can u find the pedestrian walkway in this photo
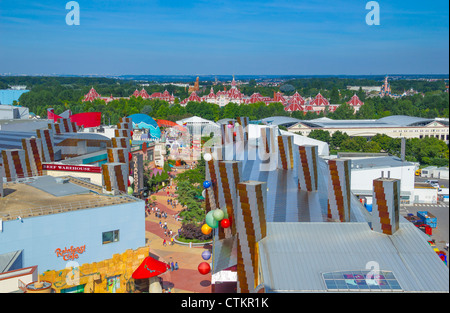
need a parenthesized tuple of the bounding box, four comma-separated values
(144, 167, 212, 293)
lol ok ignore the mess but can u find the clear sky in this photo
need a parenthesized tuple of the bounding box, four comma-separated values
(0, 0, 448, 76)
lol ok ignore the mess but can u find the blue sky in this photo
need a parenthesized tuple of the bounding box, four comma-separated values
(0, 0, 448, 75)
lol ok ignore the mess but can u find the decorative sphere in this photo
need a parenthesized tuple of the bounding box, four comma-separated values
(128, 152, 132, 160)
(227, 124, 233, 128)
(201, 224, 212, 235)
(130, 131, 134, 136)
(205, 211, 219, 229)
(127, 187, 133, 195)
(220, 218, 231, 228)
(203, 153, 212, 162)
(202, 250, 212, 261)
(203, 181, 211, 189)
(129, 139, 132, 145)
(198, 262, 211, 275)
(129, 176, 134, 185)
(213, 209, 224, 221)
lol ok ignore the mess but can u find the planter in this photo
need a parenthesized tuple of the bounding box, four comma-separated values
(173, 235, 212, 247)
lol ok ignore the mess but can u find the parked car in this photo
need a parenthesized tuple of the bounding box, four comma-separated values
(426, 180, 440, 188)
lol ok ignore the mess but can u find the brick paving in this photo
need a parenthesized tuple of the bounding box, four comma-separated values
(144, 166, 212, 293)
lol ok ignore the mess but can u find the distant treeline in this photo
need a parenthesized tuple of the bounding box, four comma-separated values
(2, 76, 448, 123)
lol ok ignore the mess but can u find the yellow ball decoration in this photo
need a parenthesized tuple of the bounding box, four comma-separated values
(201, 224, 212, 235)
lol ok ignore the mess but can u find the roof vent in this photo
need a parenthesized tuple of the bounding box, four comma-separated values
(55, 178, 70, 184)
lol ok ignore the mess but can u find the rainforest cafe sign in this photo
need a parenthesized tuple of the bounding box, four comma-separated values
(55, 245, 86, 261)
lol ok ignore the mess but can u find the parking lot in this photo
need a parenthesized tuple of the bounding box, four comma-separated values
(399, 176, 449, 263)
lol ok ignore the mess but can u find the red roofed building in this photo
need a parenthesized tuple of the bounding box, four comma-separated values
(139, 88, 150, 99)
(310, 93, 330, 106)
(150, 90, 175, 103)
(181, 92, 202, 105)
(284, 91, 305, 112)
(83, 87, 101, 102)
(245, 93, 265, 104)
(273, 91, 286, 104)
(132, 89, 140, 98)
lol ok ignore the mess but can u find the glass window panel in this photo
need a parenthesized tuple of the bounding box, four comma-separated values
(354, 274, 365, 280)
(347, 284, 358, 289)
(384, 272, 395, 279)
(323, 273, 334, 279)
(325, 280, 337, 289)
(343, 274, 354, 279)
(332, 273, 343, 279)
(355, 279, 367, 286)
(358, 285, 370, 290)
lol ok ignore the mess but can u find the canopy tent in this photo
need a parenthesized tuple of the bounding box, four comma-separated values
(132, 256, 170, 280)
(128, 114, 161, 140)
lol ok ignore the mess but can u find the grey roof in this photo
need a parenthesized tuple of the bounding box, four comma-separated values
(216, 118, 236, 125)
(26, 176, 90, 197)
(0, 250, 23, 273)
(350, 156, 415, 170)
(260, 116, 302, 127)
(0, 129, 110, 156)
(295, 115, 445, 129)
(258, 222, 449, 293)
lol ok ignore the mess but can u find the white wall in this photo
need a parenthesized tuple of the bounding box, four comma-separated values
(414, 187, 438, 204)
(247, 125, 330, 156)
(351, 165, 415, 200)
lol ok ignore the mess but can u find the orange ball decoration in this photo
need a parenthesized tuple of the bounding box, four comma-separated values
(201, 224, 212, 235)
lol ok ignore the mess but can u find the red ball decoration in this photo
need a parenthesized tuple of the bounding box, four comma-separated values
(233, 132, 236, 137)
(198, 262, 211, 275)
(130, 131, 134, 136)
(220, 218, 230, 228)
(128, 179, 131, 186)
(128, 152, 132, 160)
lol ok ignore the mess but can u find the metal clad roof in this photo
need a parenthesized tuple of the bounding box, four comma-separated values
(259, 222, 449, 292)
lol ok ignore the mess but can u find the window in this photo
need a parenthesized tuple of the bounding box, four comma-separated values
(322, 271, 402, 292)
(102, 230, 119, 244)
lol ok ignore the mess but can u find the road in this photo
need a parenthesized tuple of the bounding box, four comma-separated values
(415, 176, 449, 188)
(401, 202, 449, 258)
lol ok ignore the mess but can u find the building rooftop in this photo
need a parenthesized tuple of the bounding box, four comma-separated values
(287, 115, 449, 129)
(0, 176, 138, 221)
(349, 156, 414, 170)
(258, 222, 449, 293)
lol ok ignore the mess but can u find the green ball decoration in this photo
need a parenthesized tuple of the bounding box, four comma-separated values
(127, 187, 133, 195)
(213, 209, 225, 221)
(222, 209, 229, 219)
(205, 211, 219, 229)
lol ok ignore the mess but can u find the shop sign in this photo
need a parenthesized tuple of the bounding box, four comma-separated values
(55, 245, 86, 261)
(43, 164, 101, 173)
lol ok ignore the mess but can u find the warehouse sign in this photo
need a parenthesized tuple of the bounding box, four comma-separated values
(43, 163, 102, 173)
(55, 245, 86, 261)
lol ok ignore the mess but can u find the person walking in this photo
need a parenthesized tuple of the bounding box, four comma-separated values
(174, 262, 178, 270)
(170, 261, 174, 272)
(163, 239, 166, 246)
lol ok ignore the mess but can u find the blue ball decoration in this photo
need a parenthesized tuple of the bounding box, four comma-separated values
(202, 250, 212, 261)
(203, 180, 211, 189)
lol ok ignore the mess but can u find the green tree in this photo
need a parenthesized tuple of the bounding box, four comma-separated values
(308, 129, 331, 144)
